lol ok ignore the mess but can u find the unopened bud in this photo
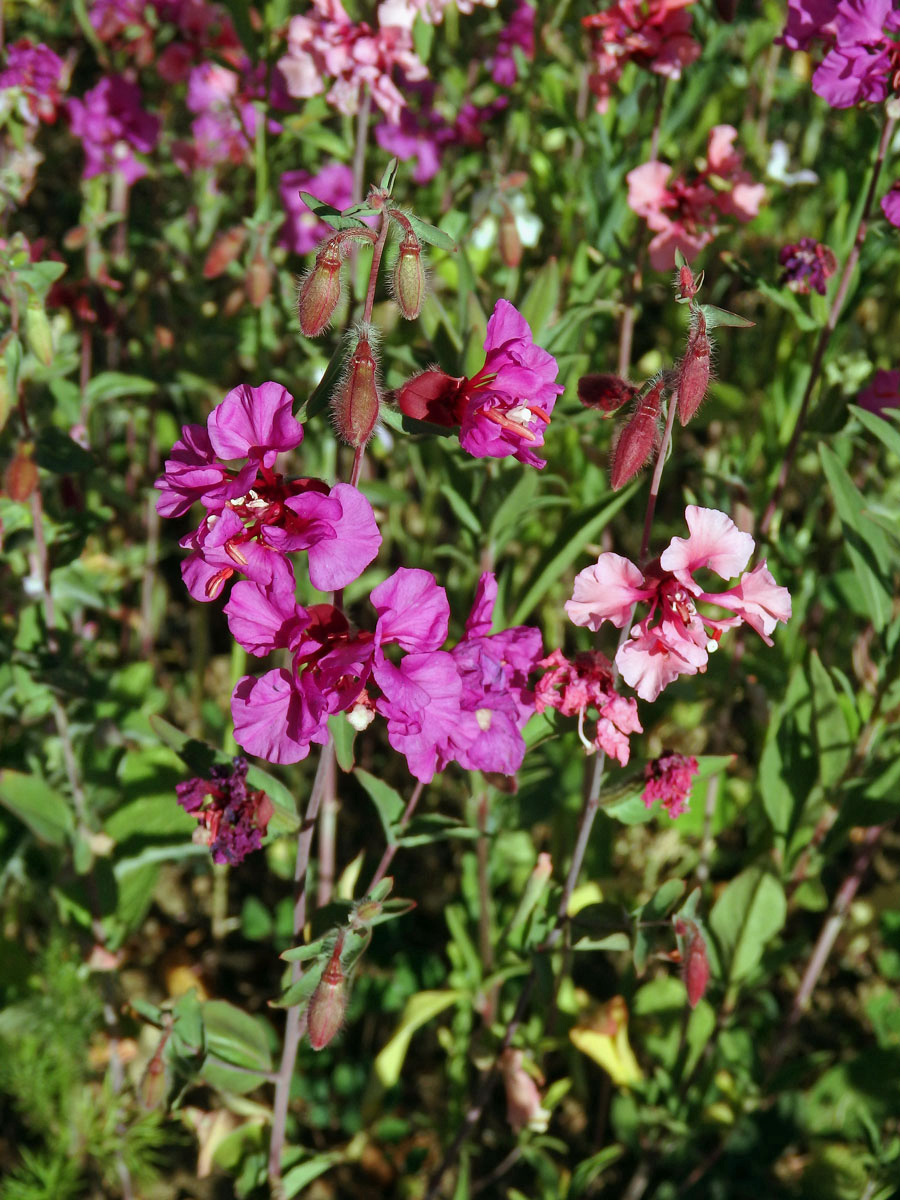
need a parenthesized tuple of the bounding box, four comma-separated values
(610, 378, 664, 491)
(675, 919, 710, 1009)
(222, 287, 245, 318)
(25, 296, 53, 366)
(332, 336, 381, 448)
(63, 225, 90, 251)
(297, 240, 343, 337)
(393, 231, 425, 320)
(203, 226, 247, 279)
(4, 442, 38, 501)
(396, 369, 465, 426)
(677, 311, 711, 426)
(577, 373, 637, 417)
(498, 207, 522, 268)
(246, 252, 271, 309)
(355, 898, 382, 923)
(307, 937, 347, 1051)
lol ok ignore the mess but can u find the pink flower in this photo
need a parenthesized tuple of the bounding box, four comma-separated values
(500, 1048, 550, 1134)
(582, 0, 700, 113)
(858, 368, 900, 415)
(566, 506, 791, 702)
(0, 39, 67, 125)
(882, 182, 900, 229)
(642, 751, 698, 818)
(279, 163, 355, 256)
(396, 299, 562, 468)
(535, 648, 642, 764)
(67, 75, 160, 184)
(492, 1, 535, 87)
(627, 126, 764, 270)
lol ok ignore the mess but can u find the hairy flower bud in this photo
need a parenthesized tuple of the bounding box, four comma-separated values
(498, 207, 522, 268)
(677, 310, 711, 426)
(610, 377, 664, 490)
(675, 919, 710, 1009)
(4, 442, 38, 502)
(297, 240, 343, 337)
(25, 296, 53, 366)
(307, 937, 346, 1051)
(332, 335, 380, 448)
(246, 252, 272, 309)
(393, 230, 425, 320)
(577, 373, 637, 417)
(203, 226, 247, 279)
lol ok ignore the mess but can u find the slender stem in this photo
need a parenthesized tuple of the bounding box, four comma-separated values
(640, 389, 678, 563)
(362, 211, 391, 326)
(351, 90, 372, 207)
(268, 742, 334, 1190)
(759, 114, 896, 539)
(476, 792, 494, 974)
(316, 749, 338, 907)
(367, 780, 425, 892)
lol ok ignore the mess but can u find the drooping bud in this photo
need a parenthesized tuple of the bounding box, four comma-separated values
(577, 373, 637, 417)
(392, 230, 425, 320)
(307, 935, 346, 1051)
(25, 296, 53, 366)
(4, 442, 38, 501)
(500, 1048, 550, 1133)
(246, 250, 272, 309)
(332, 335, 381, 448)
(396, 368, 465, 427)
(610, 377, 664, 491)
(297, 239, 343, 337)
(498, 206, 522, 268)
(203, 226, 247, 279)
(675, 919, 710, 1009)
(676, 310, 711, 426)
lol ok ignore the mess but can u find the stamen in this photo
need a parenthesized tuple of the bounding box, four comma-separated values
(481, 407, 538, 440)
(205, 567, 233, 599)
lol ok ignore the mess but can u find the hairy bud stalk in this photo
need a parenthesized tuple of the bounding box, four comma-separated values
(675, 918, 710, 1009)
(297, 240, 343, 337)
(610, 377, 664, 491)
(393, 230, 425, 320)
(307, 936, 347, 1051)
(332, 335, 381, 448)
(677, 310, 711, 426)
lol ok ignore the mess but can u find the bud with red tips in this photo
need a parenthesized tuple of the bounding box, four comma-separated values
(203, 226, 247, 279)
(297, 238, 343, 337)
(392, 229, 426, 320)
(4, 442, 38, 502)
(676, 309, 711, 426)
(307, 935, 346, 1051)
(578, 373, 637, 417)
(674, 918, 710, 1009)
(332, 333, 381, 448)
(610, 377, 664, 491)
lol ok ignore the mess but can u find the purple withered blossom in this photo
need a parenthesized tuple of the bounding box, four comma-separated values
(778, 237, 837, 295)
(67, 75, 160, 184)
(858, 367, 900, 414)
(642, 751, 699, 819)
(0, 39, 67, 125)
(176, 756, 274, 864)
(534, 648, 642, 765)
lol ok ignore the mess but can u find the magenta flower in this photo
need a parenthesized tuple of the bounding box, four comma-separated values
(779, 0, 900, 108)
(858, 368, 900, 415)
(176, 756, 274, 865)
(374, 88, 454, 184)
(208, 381, 304, 465)
(882, 182, 900, 228)
(492, 2, 536, 87)
(779, 0, 839, 50)
(279, 163, 355, 256)
(778, 238, 837, 295)
(535, 648, 642, 765)
(566, 506, 791, 702)
(642, 751, 698, 818)
(627, 126, 765, 270)
(67, 76, 160, 184)
(0, 39, 67, 125)
(397, 299, 562, 468)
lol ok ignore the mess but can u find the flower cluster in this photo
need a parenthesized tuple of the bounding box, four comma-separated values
(778, 237, 837, 295)
(67, 75, 161, 184)
(642, 751, 698, 818)
(227, 569, 543, 781)
(780, 0, 900, 109)
(566, 506, 791, 702)
(535, 649, 642, 765)
(0, 39, 67, 125)
(492, 1, 536, 87)
(176, 756, 274, 864)
(627, 125, 765, 270)
(277, 0, 429, 125)
(582, 0, 700, 113)
(397, 299, 562, 468)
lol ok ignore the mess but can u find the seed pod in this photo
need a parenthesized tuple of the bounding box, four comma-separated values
(297, 240, 343, 337)
(25, 296, 53, 367)
(307, 937, 346, 1051)
(577, 373, 637, 417)
(498, 206, 522, 268)
(203, 226, 247, 279)
(4, 442, 38, 502)
(610, 377, 664, 491)
(677, 310, 711, 426)
(332, 335, 380, 448)
(393, 230, 425, 320)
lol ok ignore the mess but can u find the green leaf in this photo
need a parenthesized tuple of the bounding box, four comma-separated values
(639, 879, 686, 923)
(758, 665, 815, 842)
(34, 428, 94, 474)
(84, 371, 157, 404)
(709, 867, 786, 984)
(298, 192, 369, 231)
(374, 990, 464, 1087)
(850, 404, 900, 460)
(327, 714, 356, 772)
(0, 770, 73, 844)
(519, 258, 560, 341)
(354, 769, 404, 846)
(404, 213, 457, 252)
(698, 303, 755, 329)
(380, 157, 399, 192)
(809, 651, 853, 787)
(201, 1000, 273, 1094)
(301, 341, 346, 422)
(283, 1155, 340, 1198)
(396, 814, 479, 847)
(566, 1146, 625, 1198)
(440, 481, 481, 534)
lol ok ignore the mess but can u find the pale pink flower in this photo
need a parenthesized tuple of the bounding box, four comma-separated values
(566, 506, 791, 702)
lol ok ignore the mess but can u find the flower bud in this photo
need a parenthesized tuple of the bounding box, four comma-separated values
(675, 919, 710, 1009)
(498, 207, 522, 268)
(677, 311, 711, 426)
(577, 373, 637, 417)
(4, 442, 38, 502)
(610, 377, 664, 491)
(393, 230, 425, 320)
(246, 251, 271, 309)
(396, 369, 465, 426)
(297, 240, 343, 337)
(25, 296, 53, 366)
(203, 226, 247, 279)
(332, 335, 380, 448)
(307, 938, 346, 1051)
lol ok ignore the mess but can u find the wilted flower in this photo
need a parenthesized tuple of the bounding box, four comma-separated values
(566, 506, 791, 701)
(535, 648, 642, 765)
(778, 237, 837, 295)
(500, 1049, 550, 1133)
(642, 751, 699, 818)
(176, 757, 274, 865)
